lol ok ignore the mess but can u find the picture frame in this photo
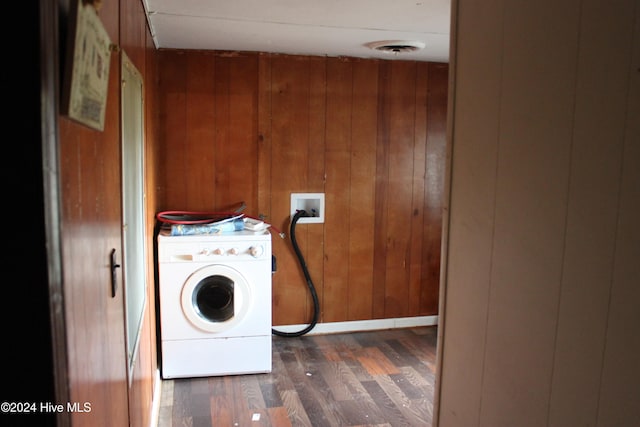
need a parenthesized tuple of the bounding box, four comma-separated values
(61, 0, 112, 131)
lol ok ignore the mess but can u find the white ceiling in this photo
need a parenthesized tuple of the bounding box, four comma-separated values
(143, 0, 451, 63)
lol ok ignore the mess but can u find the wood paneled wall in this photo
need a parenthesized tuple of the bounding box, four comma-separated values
(437, 0, 640, 425)
(58, 0, 129, 425)
(55, 0, 159, 426)
(158, 51, 448, 325)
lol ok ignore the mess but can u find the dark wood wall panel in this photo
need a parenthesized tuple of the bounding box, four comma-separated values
(408, 62, 429, 315)
(186, 53, 216, 210)
(324, 58, 353, 322)
(383, 61, 419, 318)
(373, 63, 392, 318)
(257, 55, 273, 218)
(159, 50, 188, 209)
(214, 56, 259, 211)
(158, 52, 261, 216)
(304, 58, 328, 322)
(157, 51, 448, 325)
(421, 62, 449, 314)
(270, 56, 319, 325)
(347, 60, 379, 320)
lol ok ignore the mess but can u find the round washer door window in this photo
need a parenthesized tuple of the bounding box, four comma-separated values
(181, 264, 252, 333)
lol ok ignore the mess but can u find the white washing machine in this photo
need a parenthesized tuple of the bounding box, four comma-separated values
(157, 228, 272, 379)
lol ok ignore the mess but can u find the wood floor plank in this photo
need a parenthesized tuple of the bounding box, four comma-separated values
(355, 346, 401, 376)
(374, 373, 431, 426)
(228, 375, 252, 425)
(334, 398, 386, 425)
(360, 379, 410, 426)
(311, 334, 344, 362)
(318, 361, 354, 401)
(175, 417, 192, 427)
(385, 339, 426, 368)
(240, 374, 268, 410)
(270, 348, 297, 393)
(399, 366, 434, 394)
(159, 326, 437, 427)
(280, 389, 313, 426)
(259, 380, 283, 408)
(344, 353, 376, 382)
(267, 406, 293, 427)
(400, 329, 437, 359)
(388, 372, 425, 400)
(210, 395, 233, 427)
(283, 354, 342, 426)
(245, 408, 272, 427)
(173, 379, 212, 425)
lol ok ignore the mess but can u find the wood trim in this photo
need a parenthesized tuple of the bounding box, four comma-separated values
(41, 0, 71, 425)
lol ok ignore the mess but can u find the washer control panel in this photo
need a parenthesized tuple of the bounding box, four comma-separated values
(157, 230, 272, 263)
(198, 244, 265, 259)
(159, 241, 271, 262)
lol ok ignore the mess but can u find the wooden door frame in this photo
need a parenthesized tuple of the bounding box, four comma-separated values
(40, 0, 70, 425)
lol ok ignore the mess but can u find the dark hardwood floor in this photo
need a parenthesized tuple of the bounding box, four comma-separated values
(157, 326, 437, 427)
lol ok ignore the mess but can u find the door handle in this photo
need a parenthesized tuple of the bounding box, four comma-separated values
(110, 248, 121, 298)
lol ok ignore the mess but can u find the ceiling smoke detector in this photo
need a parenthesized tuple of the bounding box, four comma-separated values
(365, 40, 426, 54)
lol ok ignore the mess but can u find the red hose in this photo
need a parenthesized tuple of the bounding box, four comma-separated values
(156, 210, 238, 224)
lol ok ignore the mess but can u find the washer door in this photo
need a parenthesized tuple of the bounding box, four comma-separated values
(181, 264, 252, 333)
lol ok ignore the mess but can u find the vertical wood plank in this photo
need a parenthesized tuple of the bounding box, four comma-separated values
(220, 54, 259, 211)
(384, 61, 418, 317)
(421, 62, 448, 314)
(305, 56, 327, 322)
(373, 62, 392, 318)
(601, 15, 640, 427)
(213, 56, 231, 208)
(158, 50, 187, 209)
(270, 56, 314, 325)
(548, 0, 634, 423)
(408, 62, 428, 315)
(185, 53, 216, 210)
(348, 60, 379, 320)
(597, 54, 640, 427)
(324, 58, 353, 322)
(480, 1, 579, 425)
(257, 53, 273, 222)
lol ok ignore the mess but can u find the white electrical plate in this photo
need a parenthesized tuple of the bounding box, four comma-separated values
(290, 193, 324, 224)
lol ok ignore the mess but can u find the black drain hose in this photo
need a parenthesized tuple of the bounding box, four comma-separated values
(272, 210, 320, 337)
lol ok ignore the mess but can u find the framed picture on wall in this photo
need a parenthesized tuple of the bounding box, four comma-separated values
(61, 0, 112, 131)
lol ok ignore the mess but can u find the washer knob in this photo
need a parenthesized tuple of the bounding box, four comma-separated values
(228, 247, 239, 255)
(249, 246, 263, 257)
(212, 248, 223, 255)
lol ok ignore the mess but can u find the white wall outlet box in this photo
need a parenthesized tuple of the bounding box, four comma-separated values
(290, 193, 324, 224)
